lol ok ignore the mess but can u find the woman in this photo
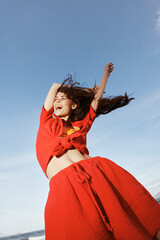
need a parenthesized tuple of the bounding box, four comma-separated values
(36, 63, 160, 240)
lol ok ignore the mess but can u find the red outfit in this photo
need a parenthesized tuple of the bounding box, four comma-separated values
(36, 104, 96, 176)
(36, 106, 160, 240)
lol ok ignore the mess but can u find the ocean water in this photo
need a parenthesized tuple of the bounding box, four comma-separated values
(0, 230, 45, 240)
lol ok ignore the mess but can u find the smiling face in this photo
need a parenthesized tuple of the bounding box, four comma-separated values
(54, 92, 77, 121)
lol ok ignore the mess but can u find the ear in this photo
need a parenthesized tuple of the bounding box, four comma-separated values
(71, 103, 77, 110)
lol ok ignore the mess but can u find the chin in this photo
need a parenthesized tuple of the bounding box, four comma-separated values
(55, 112, 67, 119)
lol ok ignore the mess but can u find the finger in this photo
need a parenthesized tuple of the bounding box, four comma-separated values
(109, 67, 114, 71)
(105, 62, 113, 68)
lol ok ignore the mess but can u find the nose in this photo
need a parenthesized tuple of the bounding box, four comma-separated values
(56, 98, 61, 103)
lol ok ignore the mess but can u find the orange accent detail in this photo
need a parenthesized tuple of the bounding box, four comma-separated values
(61, 126, 80, 137)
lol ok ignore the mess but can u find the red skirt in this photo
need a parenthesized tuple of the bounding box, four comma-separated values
(45, 157, 160, 240)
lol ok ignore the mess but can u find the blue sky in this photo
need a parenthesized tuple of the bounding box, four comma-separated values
(0, 0, 160, 236)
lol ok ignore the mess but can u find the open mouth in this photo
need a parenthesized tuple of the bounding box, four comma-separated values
(56, 105, 63, 110)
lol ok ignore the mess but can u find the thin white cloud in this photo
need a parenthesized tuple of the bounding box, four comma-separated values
(155, 8, 160, 33)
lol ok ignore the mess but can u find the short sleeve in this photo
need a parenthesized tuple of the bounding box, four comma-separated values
(80, 105, 97, 131)
(40, 104, 54, 124)
(72, 105, 97, 129)
(84, 105, 97, 123)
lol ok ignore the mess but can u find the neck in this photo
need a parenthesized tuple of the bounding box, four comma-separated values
(61, 118, 72, 126)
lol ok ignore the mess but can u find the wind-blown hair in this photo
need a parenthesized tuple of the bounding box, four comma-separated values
(57, 75, 134, 122)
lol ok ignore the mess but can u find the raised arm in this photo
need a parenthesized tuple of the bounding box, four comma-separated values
(44, 83, 61, 111)
(91, 62, 114, 111)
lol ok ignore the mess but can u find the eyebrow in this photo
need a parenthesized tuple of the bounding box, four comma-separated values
(55, 95, 66, 99)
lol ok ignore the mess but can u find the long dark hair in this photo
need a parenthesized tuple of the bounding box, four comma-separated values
(57, 74, 134, 122)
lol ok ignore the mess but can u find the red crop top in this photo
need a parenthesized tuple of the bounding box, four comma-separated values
(36, 104, 97, 176)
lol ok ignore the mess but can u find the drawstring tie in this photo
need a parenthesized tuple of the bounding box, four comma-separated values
(73, 163, 92, 183)
(73, 163, 114, 233)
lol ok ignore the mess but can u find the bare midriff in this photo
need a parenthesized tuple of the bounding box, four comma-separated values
(46, 148, 91, 179)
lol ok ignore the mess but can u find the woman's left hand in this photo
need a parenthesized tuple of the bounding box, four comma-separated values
(104, 63, 114, 77)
